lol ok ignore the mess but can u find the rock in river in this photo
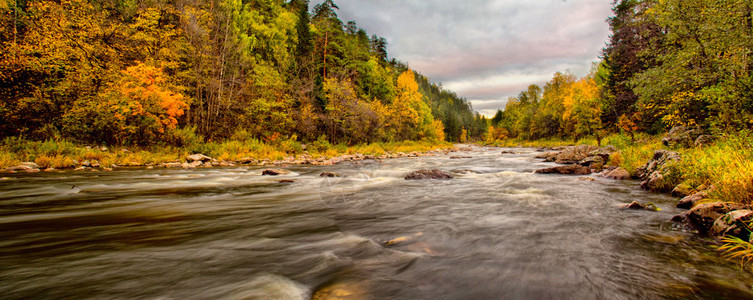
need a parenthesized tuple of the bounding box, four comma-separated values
(405, 169, 454, 180)
(262, 169, 290, 176)
(534, 164, 591, 175)
(684, 202, 751, 235)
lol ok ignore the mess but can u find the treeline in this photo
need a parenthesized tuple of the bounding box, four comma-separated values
(0, 0, 483, 146)
(490, 0, 753, 141)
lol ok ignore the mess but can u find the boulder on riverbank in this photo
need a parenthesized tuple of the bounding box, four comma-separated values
(636, 150, 680, 192)
(662, 126, 704, 148)
(710, 210, 753, 241)
(2, 162, 41, 173)
(671, 183, 694, 198)
(554, 145, 599, 164)
(682, 202, 751, 235)
(262, 169, 290, 176)
(405, 169, 454, 180)
(588, 145, 618, 163)
(186, 153, 212, 163)
(578, 155, 604, 170)
(676, 190, 709, 209)
(602, 167, 630, 180)
(534, 151, 558, 162)
(534, 164, 591, 175)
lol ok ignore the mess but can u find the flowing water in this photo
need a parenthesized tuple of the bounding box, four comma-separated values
(1, 146, 752, 299)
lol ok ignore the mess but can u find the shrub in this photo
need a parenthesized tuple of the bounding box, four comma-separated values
(166, 126, 204, 147)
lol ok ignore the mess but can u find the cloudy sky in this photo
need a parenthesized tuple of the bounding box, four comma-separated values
(332, 0, 614, 116)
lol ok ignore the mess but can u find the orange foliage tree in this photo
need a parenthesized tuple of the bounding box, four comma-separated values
(64, 63, 188, 145)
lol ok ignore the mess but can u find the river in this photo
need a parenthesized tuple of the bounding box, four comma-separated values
(1, 146, 751, 299)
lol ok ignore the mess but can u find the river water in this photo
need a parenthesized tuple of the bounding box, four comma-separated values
(1, 146, 751, 299)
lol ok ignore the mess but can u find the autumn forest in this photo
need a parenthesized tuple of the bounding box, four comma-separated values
(490, 0, 753, 142)
(0, 0, 486, 148)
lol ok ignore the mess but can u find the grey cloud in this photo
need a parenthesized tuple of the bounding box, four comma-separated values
(332, 0, 612, 115)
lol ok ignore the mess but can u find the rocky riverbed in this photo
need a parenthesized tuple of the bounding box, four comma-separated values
(531, 142, 752, 244)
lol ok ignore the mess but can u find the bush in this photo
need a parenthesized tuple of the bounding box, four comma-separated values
(166, 126, 204, 147)
(312, 135, 332, 152)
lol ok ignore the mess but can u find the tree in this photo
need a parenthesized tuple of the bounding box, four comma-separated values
(601, 0, 661, 128)
(64, 63, 187, 145)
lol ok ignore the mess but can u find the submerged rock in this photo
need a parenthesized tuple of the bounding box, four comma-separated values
(312, 282, 367, 300)
(319, 172, 341, 177)
(624, 201, 660, 211)
(262, 169, 290, 176)
(451, 169, 480, 174)
(534, 164, 591, 175)
(625, 201, 646, 209)
(405, 169, 454, 180)
(278, 179, 296, 183)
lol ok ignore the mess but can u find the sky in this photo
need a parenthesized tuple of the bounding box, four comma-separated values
(331, 0, 614, 116)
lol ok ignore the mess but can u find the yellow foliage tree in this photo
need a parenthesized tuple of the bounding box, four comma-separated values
(431, 120, 446, 142)
(390, 69, 435, 140)
(561, 76, 602, 139)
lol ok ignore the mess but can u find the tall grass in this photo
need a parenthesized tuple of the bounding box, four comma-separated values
(672, 131, 753, 204)
(605, 134, 665, 175)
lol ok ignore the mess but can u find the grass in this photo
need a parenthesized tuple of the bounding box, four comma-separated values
(719, 235, 753, 270)
(488, 131, 753, 205)
(0, 137, 453, 169)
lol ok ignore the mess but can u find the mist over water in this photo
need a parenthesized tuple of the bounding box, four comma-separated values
(1, 146, 751, 299)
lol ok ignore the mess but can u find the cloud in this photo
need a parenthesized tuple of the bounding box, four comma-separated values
(332, 0, 613, 116)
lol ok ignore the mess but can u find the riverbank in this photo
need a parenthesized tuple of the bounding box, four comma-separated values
(0, 138, 455, 173)
(492, 129, 753, 267)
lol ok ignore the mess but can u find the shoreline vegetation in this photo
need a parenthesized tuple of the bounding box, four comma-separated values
(0, 138, 455, 172)
(488, 130, 753, 206)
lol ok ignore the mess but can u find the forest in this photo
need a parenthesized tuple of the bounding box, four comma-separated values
(0, 0, 486, 147)
(488, 0, 753, 142)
